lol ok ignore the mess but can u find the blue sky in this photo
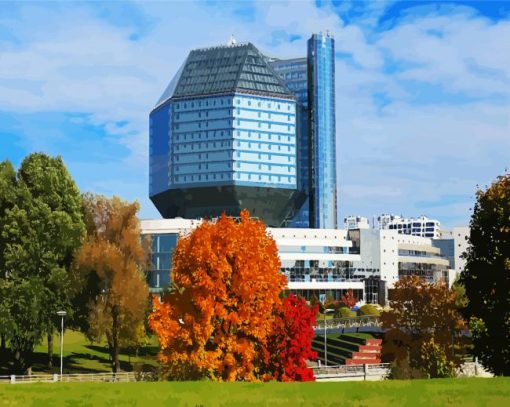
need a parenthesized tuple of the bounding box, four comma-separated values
(1, 0, 509, 228)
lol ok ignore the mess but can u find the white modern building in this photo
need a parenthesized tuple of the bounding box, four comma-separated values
(433, 226, 470, 282)
(141, 218, 454, 304)
(269, 227, 363, 301)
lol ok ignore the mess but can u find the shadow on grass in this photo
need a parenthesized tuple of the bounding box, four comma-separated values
(1, 345, 159, 375)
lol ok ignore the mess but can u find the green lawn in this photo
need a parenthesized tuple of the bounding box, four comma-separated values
(1, 330, 159, 375)
(0, 378, 509, 406)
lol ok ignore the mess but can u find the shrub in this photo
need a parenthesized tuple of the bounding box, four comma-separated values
(337, 307, 356, 318)
(420, 338, 457, 378)
(358, 304, 380, 317)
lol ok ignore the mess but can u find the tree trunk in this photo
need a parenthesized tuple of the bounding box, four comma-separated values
(14, 349, 20, 371)
(113, 343, 120, 373)
(111, 305, 120, 373)
(14, 346, 33, 375)
(0, 333, 5, 352)
(47, 333, 53, 369)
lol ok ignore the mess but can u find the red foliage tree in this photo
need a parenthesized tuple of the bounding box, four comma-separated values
(263, 294, 318, 381)
(342, 289, 357, 309)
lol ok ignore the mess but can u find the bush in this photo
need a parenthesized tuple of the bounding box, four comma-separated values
(337, 307, 356, 318)
(420, 338, 457, 378)
(358, 304, 380, 317)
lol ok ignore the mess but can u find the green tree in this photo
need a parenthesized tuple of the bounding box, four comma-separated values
(460, 173, 510, 376)
(451, 276, 468, 309)
(0, 161, 17, 354)
(1, 154, 85, 372)
(72, 194, 150, 373)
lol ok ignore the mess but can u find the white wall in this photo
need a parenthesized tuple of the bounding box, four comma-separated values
(453, 226, 470, 275)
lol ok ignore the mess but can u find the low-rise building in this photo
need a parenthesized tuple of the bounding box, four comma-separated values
(269, 227, 363, 301)
(141, 218, 454, 304)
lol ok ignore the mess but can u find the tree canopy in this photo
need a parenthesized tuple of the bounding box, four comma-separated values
(0, 154, 85, 372)
(382, 276, 466, 379)
(149, 210, 289, 381)
(262, 294, 318, 381)
(72, 194, 150, 373)
(460, 173, 510, 376)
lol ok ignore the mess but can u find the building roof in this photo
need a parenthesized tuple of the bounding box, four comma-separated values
(155, 42, 294, 107)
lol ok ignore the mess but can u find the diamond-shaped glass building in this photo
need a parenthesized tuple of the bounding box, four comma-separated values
(149, 42, 305, 226)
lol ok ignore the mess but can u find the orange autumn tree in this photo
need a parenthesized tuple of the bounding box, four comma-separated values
(149, 210, 287, 381)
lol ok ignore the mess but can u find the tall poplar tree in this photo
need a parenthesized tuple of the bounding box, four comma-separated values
(1, 154, 85, 372)
(0, 161, 17, 355)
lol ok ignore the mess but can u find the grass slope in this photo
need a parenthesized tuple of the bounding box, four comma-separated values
(1, 331, 159, 375)
(0, 378, 509, 406)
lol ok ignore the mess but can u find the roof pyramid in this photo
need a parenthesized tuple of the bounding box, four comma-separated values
(155, 43, 294, 107)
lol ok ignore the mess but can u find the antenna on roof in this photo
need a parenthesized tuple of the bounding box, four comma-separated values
(228, 34, 237, 46)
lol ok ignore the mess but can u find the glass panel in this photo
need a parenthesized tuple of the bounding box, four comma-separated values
(166, 44, 294, 99)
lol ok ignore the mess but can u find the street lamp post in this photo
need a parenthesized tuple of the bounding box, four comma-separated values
(56, 311, 67, 378)
(323, 308, 335, 367)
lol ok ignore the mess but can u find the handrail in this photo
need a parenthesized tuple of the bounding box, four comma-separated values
(0, 372, 156, 384)
(314, 315, 381, 330)
(312, 363, 390, 378)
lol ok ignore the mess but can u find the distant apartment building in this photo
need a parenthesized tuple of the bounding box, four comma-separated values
(377, 214, 441, 238)
(344, 216, 370, 230)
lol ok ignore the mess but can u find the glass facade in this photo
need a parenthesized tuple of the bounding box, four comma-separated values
(167, 93, 297, 189)
(146, 233, 178, 292)
(270, 58, 310, 228)
(149, 42, 304, 226)
(282, 261, 354, 283)
(432, 239, 455, 268)
(149, 103, 172, 197)
(308, 33, 337, 229)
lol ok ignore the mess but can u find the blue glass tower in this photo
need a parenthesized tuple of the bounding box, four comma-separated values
(149, 42, 305, 226)
(271, 32, 337, 229)
(308, 32, 337, 229)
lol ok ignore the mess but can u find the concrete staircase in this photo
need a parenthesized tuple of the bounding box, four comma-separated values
(312, 334, 382, 366)
(341, 335, 382, 365)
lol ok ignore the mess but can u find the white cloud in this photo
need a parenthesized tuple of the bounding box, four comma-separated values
(377, 11, 510, 96)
